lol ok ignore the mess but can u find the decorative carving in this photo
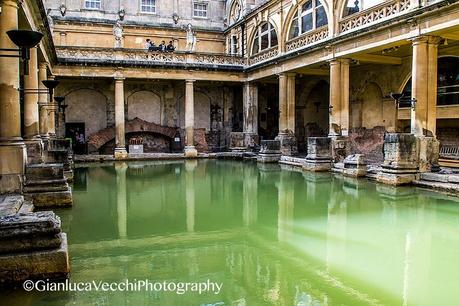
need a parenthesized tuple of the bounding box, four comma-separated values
(285, 26, 329, 52)
(339, 0, 411, 33)
(113, 21, 123, 49)
(249, 47, 278, 65)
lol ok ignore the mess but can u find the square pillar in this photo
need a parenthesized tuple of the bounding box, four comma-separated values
(329, 59, 350, 136)
(114, 76, 128, 159)
(184, 79, 197, 157)
(0, 0, 26, 193)
(243, 82, 259, 149)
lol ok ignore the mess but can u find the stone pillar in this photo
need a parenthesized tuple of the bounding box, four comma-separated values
(243, 82, 259, 149)
(184, 79, 197, 157)
(0, 0, 26, 193)
(115, 162, 127, 238)
(47, 75, 56, 138)
(303, 137, 332, 171)
(114, 77, 128, 159)
(38, 63, 49, 145)
(411, 36, 441, 172)
(23, 47, 43, 164)
(276, 73, 297, 156)
(329, 59, 350, 136)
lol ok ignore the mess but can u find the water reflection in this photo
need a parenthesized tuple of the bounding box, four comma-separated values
(7, 160, 459, 306)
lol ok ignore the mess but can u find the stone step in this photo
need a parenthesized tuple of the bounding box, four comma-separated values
(27, 190, 73, 208)
(0, 195, 24, 217)
(24, 183, 70, 193)
(0, 211, 61, 239)
(24, 178, 68, 187)
(0, 234, 62, 254)
(18, 201, 34, 214)
(25, 164, 65, 181)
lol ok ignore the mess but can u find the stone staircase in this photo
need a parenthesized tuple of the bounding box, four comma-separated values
(0, 195, 70, 284)
(24, 164, 73, 208)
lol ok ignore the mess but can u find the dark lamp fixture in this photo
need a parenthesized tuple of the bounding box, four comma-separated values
(118, 8, 125, 20)
(389, 92, 404, 103)
(54, 96, 65, 107)
(7, 30, 43, 49)
(60, 3, 67, 16)
(42, 79, 60, 89)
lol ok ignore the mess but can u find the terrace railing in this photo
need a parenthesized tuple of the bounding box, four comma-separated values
(56, 46, 246, 69)
(339, 0, 411, 34)
(285, 26, 329, 52)
(248, 46, 279, 66)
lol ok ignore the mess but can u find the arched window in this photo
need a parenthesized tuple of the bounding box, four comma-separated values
(229, 0, 242, 24)
(252, 22, 278, 54)
(401, 57, 459, 106)
(343, 0, 384, 17)
(289, 0, 327, 40)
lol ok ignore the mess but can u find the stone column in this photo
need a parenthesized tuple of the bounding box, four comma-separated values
(0, 0, 26, 193)
(242, 82, 259, 149)
(329, 59, 350, 136)
(23, 47, 43, 164)
(276, 73, 297, 156)
(47, 75, 56, 138)
(114, 77, 128, 159)
(38, 63, 49, 144)
(184, 79, 197, 157)
(410, 36, 441, 172)
(287, 73, 296, 134)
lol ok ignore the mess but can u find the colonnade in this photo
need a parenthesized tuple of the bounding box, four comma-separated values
(0, 0, 56, 193)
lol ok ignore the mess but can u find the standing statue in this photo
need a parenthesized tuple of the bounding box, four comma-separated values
(185, 23, 196, 52)
(47, 9, 54, 34)
(113, 20, 123, 49)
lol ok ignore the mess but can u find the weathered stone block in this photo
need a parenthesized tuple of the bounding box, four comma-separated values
(303, 137, 331, 172)
(0, 233, 70, 284)
(257, 140, 281, 163)
(25, 164, 64, 181)
(275, 133, 297, 156)
(0, 212, 61, 239)
(244, 133, 259, 150)
(0, 195, 24, 217)
(229, 132, 246, 151)
(331, 137, 349, 163)
(0, 235, 62, 254)
(417, 136, 440, 172)
(343, 154, 367, 177)
(26, 190, 73, 208)
(24, 140, 44, 164)
(184, 146, 198, 158)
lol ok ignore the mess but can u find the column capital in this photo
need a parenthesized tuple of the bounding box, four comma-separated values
(0, 0, 19, 9)
(38, 62, 48, 70)
(327, 58, 351, 65)
(185, 79, 196, 84)
(114, 76, 125, 81)
(410, 35, 429, 45)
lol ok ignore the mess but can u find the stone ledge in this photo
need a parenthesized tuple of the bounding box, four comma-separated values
(0, 195, 24, 217)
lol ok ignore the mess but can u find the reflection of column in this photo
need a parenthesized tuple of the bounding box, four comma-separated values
(38, 63, 49, 141)
(243, 82, 259, 148)
(277, 171, 294, 242)
(326, 181, 347, 272)
(23, 46, 43, 163)
(0, 0, 26, 193)
(243, 165, 258, 227)
(114, 76, 127, 159)
(115, 162, 128, 239)
(185, 160, 197, 232)
(329, 59, 350, 136)
(184, 80, 198, 157)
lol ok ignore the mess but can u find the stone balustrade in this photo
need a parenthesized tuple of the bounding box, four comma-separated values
(249, 47, 279, 66)
(285, 27, 329, 52)
(339, 0, 411, 34)
(56, 46, 246, 70)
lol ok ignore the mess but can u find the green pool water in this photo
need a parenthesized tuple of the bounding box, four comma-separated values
(3, 160, 459, 305)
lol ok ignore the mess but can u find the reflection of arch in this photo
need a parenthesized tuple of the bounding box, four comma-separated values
(87, 118, 178, 153)
(65, 88, 108, 139)
(360, 82, 383, 128)
(250, 21, 279, 56)
(286, 0, 329, 40)
(126, 90, 161, 124)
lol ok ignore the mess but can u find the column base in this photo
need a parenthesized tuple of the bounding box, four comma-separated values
(229, 132, 246, 152)
(244, 133, 259, 151)
(114, 148, 128, 160)
(40, 135, 50, 151)
(0, 142, 26, 194)
(303, 159, 331, 172)
(376, 172, 418, 186)
(257, 140, 281, 163)
(184, 146, 198, 158)
(417, 136, 440, 172)
(275, 133, 297, 156)
(24, 138, 44, 164)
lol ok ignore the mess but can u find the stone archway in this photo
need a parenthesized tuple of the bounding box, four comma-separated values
(127, 90, 161, 124)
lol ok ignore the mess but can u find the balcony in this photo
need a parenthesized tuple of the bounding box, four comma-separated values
(55, 46, 246, 71)
(248, 46, 279, 66)
(285, 26, 329, 53)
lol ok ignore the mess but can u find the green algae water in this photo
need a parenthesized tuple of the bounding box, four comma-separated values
(3, 160, 459, 305)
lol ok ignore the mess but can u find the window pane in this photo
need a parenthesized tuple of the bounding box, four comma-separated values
(316, 5, 327, 28)
(85, 0, 101, 9)
(141, 0, 156, 13)
(302, 1, 312, 12)
(289, 17, 299, 39)
(261, 23, 269, 33)
(261, 33, 269, 50)
(302, 13, 313, 33)
(252, 34, 259, 54)
(270, 30, 278, 47)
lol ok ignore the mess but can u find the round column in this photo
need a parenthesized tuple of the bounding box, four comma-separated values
(38, 62, 49, 141)
(114, 76, 127, 159)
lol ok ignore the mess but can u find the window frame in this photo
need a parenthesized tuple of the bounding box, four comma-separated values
(289, 0, 328, 40)
(140, 0, 156, 14)
(251, 22, 278, 55)
(84, 0, 102, 10)
(193, 2, 209, 19)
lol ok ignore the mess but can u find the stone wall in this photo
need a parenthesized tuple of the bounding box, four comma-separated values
(348, 126, 386, 165)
